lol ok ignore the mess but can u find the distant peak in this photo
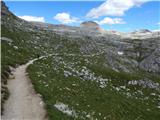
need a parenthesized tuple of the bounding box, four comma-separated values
(132, 29, 151, 34)
(80, 21, 100, 29)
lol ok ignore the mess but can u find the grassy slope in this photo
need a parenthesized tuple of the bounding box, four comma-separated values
(27, 55, 160, 120)
(1, 26, 36, 111)
(2, 24, 160, 119)
(1, 22, 82, 113)
(1, 4, 160, 118)
(1, 24, 51, 112)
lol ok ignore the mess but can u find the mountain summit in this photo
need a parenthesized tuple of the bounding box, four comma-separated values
(80, 21, 100, 29)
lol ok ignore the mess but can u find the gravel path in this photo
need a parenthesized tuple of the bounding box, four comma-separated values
(2, 58, 48, 120)
(1, 53, 97, 120)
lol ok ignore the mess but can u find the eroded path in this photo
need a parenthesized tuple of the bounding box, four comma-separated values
(2, 57, 48, 120)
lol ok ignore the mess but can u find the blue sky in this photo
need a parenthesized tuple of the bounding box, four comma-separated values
(4, 0, 160, 32)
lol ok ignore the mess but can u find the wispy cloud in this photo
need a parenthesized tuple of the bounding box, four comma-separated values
(96, 17, 126, 25)
(18, 15, 45, 22)
(86, 0, 151, 18)
(54, 12, 79, 24)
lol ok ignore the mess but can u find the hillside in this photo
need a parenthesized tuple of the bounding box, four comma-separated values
(1, 1, 160, 120)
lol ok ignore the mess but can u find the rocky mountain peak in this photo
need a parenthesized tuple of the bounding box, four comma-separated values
(80, 21, 100, 29)
(1, 1, 12, 16)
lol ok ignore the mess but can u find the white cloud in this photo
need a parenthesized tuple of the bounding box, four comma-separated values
(54, 12, 79, 24)
(18, 15, 45, 22)
(87, 0, 151, 18)
(158, 22, 160, 25)
(153, 29, 160, 32)
(96, 17, 126, 25)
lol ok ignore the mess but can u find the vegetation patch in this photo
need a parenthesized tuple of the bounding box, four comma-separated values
(27, 55, 160, 120)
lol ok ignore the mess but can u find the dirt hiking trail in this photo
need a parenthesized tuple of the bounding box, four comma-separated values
(2, 57, 48, 120)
